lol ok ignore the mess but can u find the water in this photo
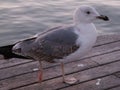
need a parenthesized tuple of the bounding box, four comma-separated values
(0, 0, 120, 46)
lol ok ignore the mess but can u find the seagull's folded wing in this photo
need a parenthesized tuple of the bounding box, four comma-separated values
(36, 40, 79, 59)
(31, 27, 80, 62)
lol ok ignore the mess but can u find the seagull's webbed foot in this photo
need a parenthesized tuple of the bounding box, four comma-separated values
(63, 76, 78, 84)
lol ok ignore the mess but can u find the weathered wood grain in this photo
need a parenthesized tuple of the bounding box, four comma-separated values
(0, 57, 97, 90)
(0, 50, 120, 90)
(114, 72, 120, 78)
(0, 59, 32, 69)
(90, 50, 120, 64)
(108, 86, 120, 90)
(95, 34, 120, 46)
(11, 61, 120, 90)
(61, 75, 120, 90)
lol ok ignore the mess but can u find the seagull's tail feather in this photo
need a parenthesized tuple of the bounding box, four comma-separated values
(0, 44, 29, 59)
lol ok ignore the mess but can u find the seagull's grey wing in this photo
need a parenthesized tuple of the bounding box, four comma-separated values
(33, 26, 80, 62)
(13, 26, 80, 62)
(12, 26, 65, 59)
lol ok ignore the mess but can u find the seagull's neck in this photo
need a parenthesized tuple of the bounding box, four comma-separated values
(74, 22, 98, 48)
(75, 23, 96, 33)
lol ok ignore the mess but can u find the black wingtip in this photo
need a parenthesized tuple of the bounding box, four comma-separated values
(0, 44, 29, 59)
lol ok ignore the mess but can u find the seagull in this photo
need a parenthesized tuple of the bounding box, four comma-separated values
(0, 5, 109, 84)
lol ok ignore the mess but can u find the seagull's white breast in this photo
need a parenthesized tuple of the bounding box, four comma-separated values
(76, 23, 97, 47)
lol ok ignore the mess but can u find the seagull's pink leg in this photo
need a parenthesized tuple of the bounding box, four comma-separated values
(61, 62, 65, 82)
(38, 61, 43, 83)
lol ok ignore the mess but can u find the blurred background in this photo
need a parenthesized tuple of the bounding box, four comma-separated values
(0, 0, 120, 46)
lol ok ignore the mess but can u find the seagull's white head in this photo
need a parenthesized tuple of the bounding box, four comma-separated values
(74, 5, 109, 24)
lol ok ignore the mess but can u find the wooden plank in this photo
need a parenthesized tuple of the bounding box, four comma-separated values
(0, 40, 119, 81)
(11, 61, 120, 90)
(0, 50, 120, 90)
(90, 41, 120, 57)
(0, 59, 32, 69)
(0, 61, 39, 80)
(0, 34, 120, 69)
(90, 50, 120, 64)
(108, 86, 120, 90)
(61, 75, 120, 90)
(114, 72, 120, 78)
(95, 34, 120, 46)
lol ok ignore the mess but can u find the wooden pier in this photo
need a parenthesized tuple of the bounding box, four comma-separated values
(0, 34, 120, 90)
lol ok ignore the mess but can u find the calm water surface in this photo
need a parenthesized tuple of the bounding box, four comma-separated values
(0, 0, 120, 46)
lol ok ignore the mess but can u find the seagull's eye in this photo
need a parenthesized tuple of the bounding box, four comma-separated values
(86, 11, 90, 14)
